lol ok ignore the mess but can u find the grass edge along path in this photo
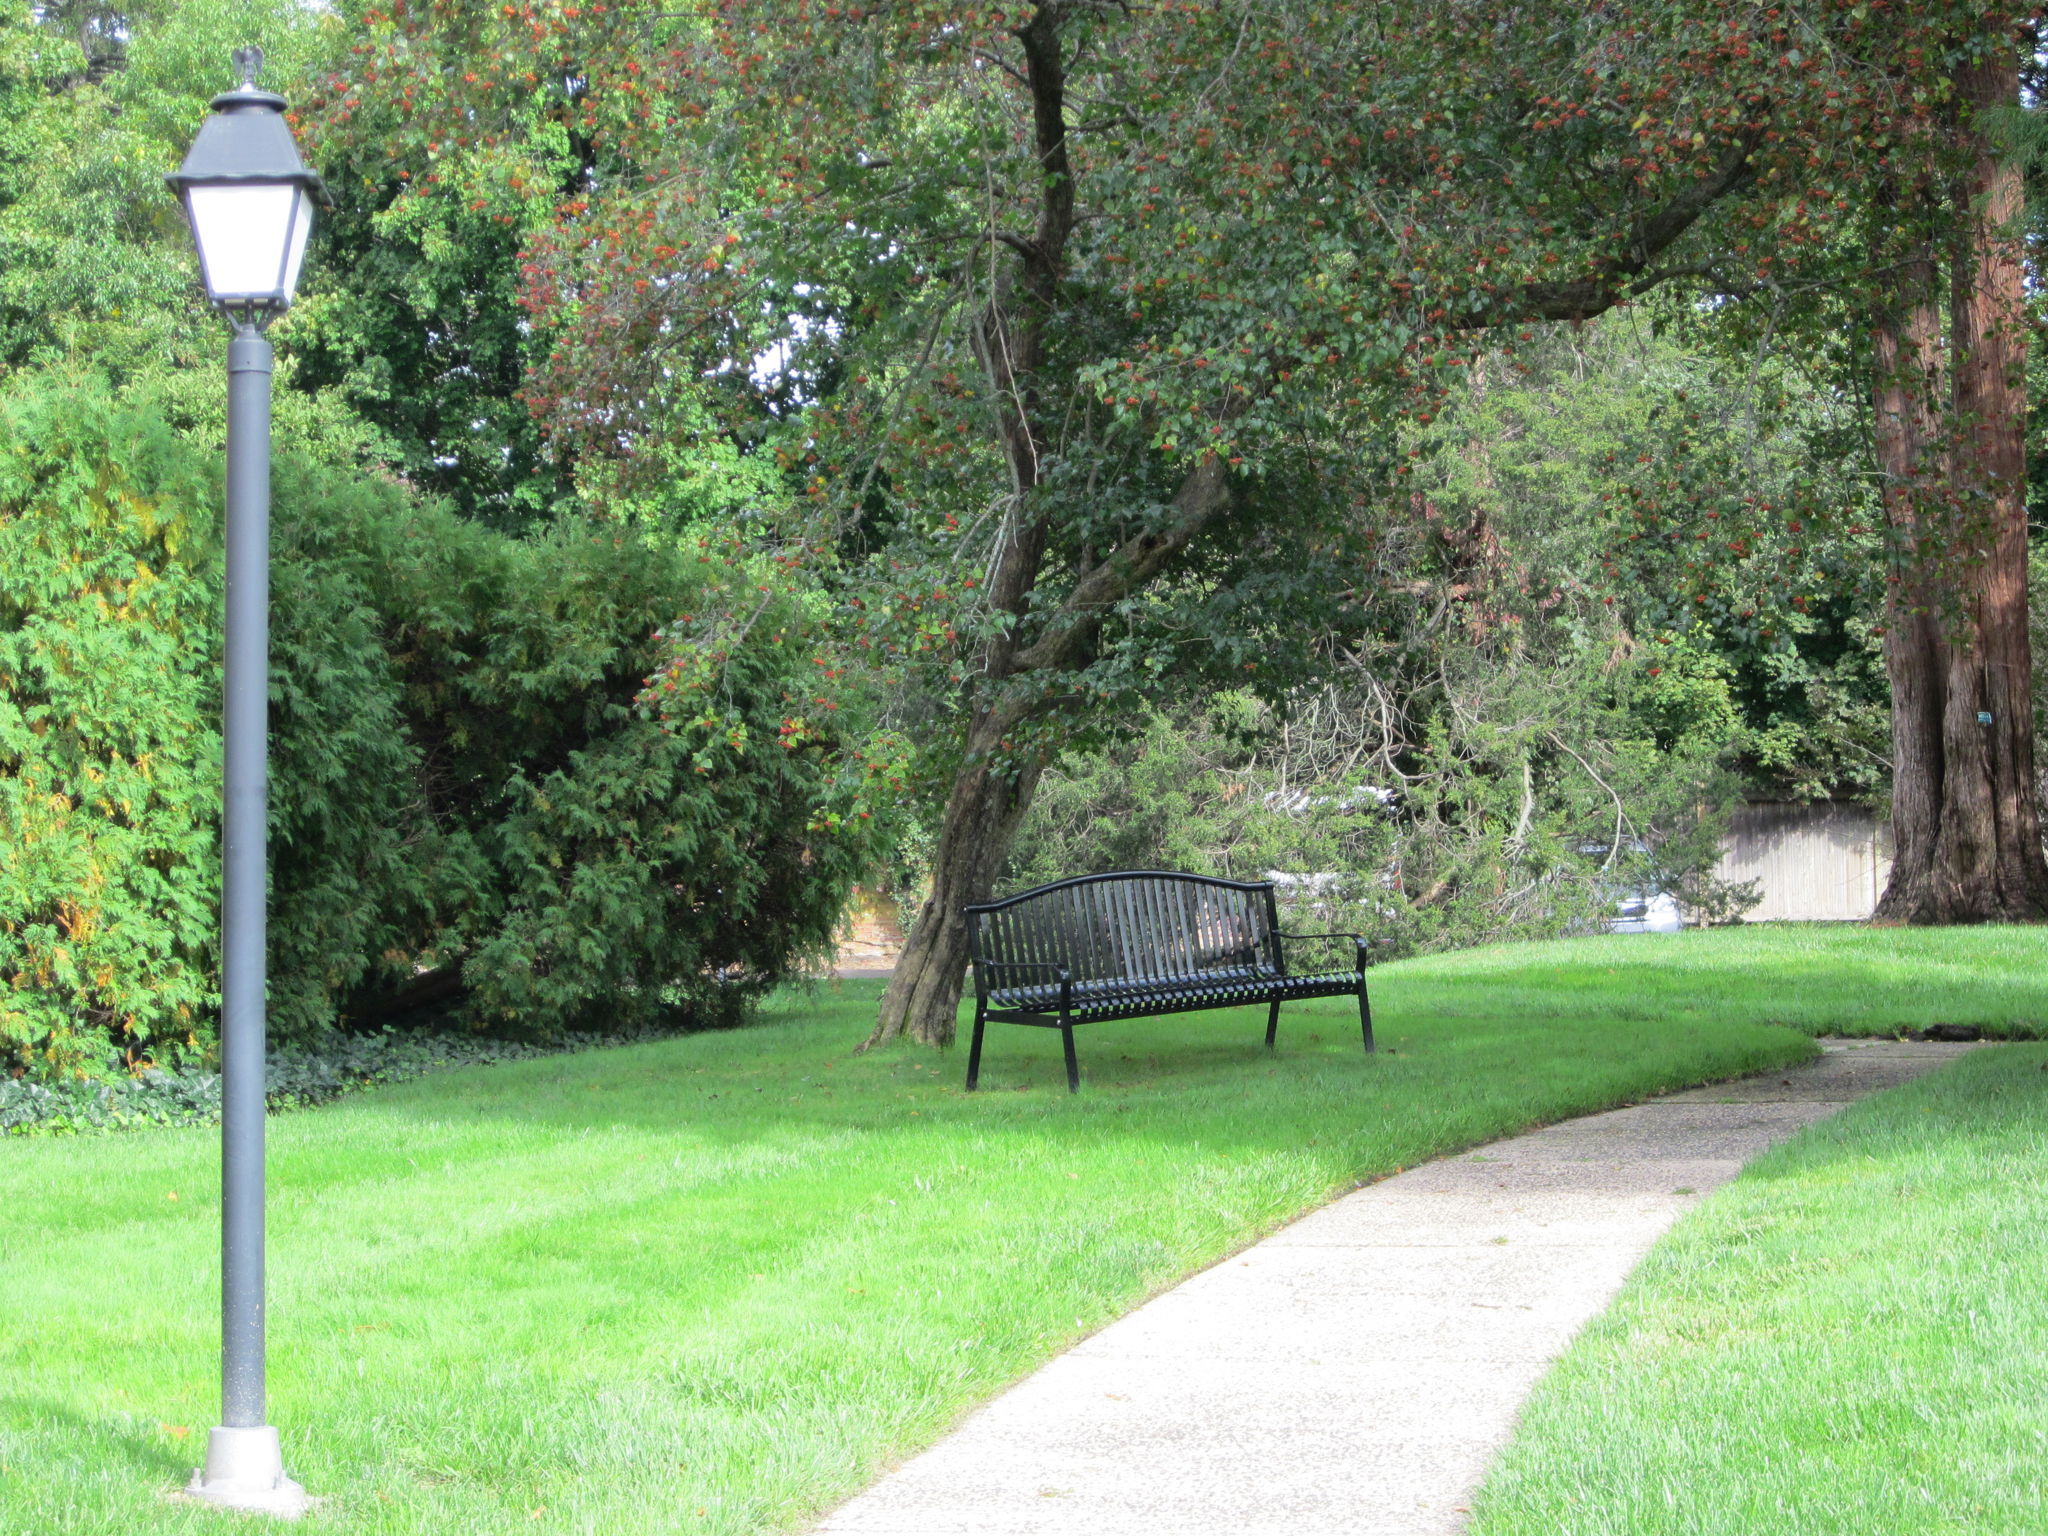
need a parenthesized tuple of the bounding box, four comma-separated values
(8, 923, 2043, 1536)
(1468, 1041, 2048, 1536)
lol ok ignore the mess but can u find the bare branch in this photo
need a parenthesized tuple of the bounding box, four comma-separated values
(970, 47, 1031, 87)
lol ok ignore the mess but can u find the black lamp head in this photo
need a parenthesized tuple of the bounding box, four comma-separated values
(166, 47, 331, 322)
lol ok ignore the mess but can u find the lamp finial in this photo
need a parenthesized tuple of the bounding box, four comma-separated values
(231, 46, 264, 89)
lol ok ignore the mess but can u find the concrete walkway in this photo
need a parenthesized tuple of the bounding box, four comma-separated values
(811, 1039, 1975, 1536)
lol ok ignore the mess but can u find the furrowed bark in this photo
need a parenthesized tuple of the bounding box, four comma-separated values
(1878, 48, 2048, 922)
(1869, 240, 1947, 909)
(1958, 49, 2048, 918)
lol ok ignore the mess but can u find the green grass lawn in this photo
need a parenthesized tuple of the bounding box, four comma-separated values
(1468, 1040, 2048, 1536)
(1393, 922, 2048, 1038)
(0, 924, 2038, 1535)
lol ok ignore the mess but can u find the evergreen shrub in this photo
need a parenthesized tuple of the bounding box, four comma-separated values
(0, 380, 220, 1078)
(1, 374, 885, 1081)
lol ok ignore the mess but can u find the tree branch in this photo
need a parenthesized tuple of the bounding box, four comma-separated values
(990, 229, 1042, 262)
(1481, 125, 1766, 325)
(1009, 453, 1233, 675)
(1018, 6, 1077, 278)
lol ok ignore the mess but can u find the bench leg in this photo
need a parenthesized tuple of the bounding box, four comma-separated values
(1060, 1014, 1080, 1093)
(1358, 981, 1375, 1053)
(966, 1005, 987, 1092)
(1264, 995, 1282, 1050)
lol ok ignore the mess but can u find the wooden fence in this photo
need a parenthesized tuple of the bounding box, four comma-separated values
(1712, 801, 1892, 922)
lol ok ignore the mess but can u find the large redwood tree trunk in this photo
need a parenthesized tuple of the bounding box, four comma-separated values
(1873, 50, 2048, 923)
(1871, 241, 1949, 903)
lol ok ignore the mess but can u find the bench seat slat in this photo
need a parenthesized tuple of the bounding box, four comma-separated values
(988, 968, 1359, 1010)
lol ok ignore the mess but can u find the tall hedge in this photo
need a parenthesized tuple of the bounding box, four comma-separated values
(1, 376, 887, 1078)
(0, 380, 221, 1074)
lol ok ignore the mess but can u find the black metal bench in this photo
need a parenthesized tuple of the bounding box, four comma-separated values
(964, 871, 1373, 1092)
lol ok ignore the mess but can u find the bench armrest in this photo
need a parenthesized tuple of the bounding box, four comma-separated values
(1273, 931, 1370, 973)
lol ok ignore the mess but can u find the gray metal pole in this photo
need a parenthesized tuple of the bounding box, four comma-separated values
(221, 322, 272, 1432)
(180, 318, 304, 1516)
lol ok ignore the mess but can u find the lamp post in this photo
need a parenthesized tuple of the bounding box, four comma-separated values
(166, 46, 328, 1519)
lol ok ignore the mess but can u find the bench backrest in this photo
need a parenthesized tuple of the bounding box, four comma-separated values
(966, 872, 1282, 1003)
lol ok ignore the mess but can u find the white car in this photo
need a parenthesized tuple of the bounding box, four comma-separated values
(1607, 887, 1683, 933)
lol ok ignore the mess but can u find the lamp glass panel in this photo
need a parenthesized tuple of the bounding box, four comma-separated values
(185, 183, 296, 300)
(279, 187, 313, 303)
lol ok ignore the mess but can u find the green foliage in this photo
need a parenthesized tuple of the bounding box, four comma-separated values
(1406, 321, 1890, 800)
(288, 0, 590, 527)
(2, 0, 2021, 1091)
(0, 376, 220, 1075)
(355, 511, 893, 1036)
(261, 453, 440, 1043)
(0, 1056, 223, 1136)
(1009, 659, 1750, 961)
(0, 0, 329, 380)
(0, 0, 407, 552)
(999, 318, 1901, 953)
(0, 372, 889, 1080)
(454, 2, 1977, 1023)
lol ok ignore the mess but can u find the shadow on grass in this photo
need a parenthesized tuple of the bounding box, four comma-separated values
(0, 1393, 194, 1485)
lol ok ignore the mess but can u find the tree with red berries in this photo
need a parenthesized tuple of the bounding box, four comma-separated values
(313, 1, 2047, 1046)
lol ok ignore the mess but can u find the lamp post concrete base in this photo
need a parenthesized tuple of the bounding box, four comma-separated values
(180, 1426, 310, 1518)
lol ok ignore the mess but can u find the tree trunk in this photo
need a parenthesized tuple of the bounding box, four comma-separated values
(1955, 50, 2048, 917)
(1874, 50, 2048, 923)
(864, 455, 1235, 1050)
(863, 710, 1044, 1048)
(858, 5, 1081, 1051)
(1871, 236, 1949, 907)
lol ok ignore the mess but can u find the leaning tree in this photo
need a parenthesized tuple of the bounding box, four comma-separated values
(322, 0, 2048, 1044)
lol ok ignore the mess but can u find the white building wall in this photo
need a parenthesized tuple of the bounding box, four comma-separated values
(1714, 801, 1892, 922)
